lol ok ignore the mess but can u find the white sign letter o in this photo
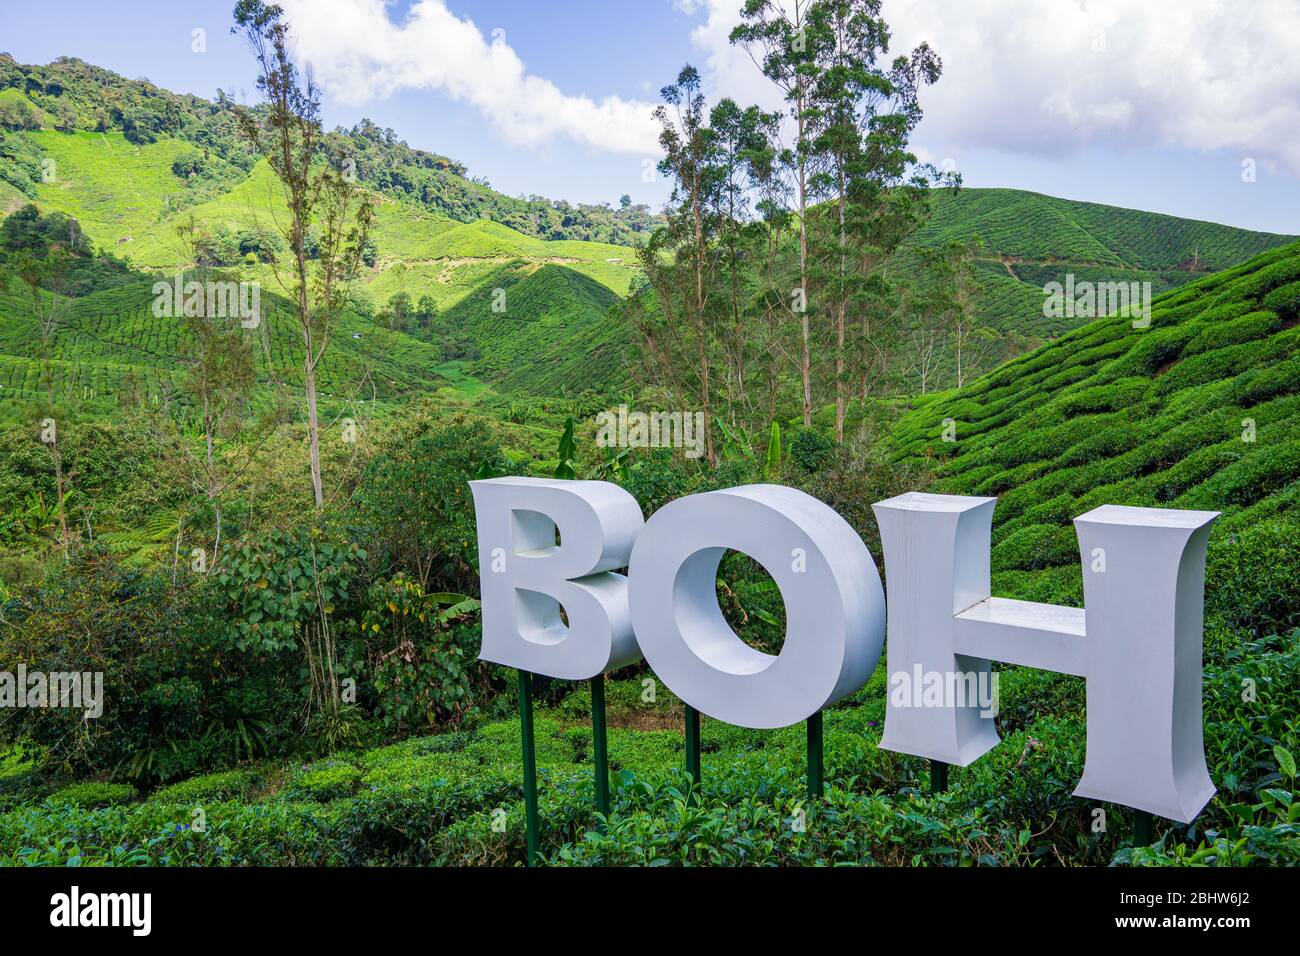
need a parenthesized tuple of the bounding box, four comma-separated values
(628, 484, 885, 728)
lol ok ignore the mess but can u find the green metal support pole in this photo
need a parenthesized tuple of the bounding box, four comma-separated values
(517, 669, 540, 866)
(930, 759, 949, 795)
(590, 676, 610, 818)
(1134, 810, 1153, 846)
(684, 703, 702, 787)
(807, 710, 824, 800)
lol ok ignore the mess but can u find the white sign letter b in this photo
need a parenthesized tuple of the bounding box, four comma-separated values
(470, 477, 645, 680)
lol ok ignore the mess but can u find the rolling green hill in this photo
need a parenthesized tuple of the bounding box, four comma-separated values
(25, 128, 233, 261)
(0, 272, 451, 413)
(918, 187, 1287, 269)
(439, 263, 628, 397)
(0, 127, 644, 403)
(891, 238, 1300, 637)
(0, 55, 652, 404)
(901, 188, 1295, 343)
(0, 55, 659, 245)
(2, 55, 1294, 407)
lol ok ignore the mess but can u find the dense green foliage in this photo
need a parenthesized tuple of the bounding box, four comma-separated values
(2, 637, 1295, 865)
(5, 239, 1297, 866)
(0, 407, 521, 782)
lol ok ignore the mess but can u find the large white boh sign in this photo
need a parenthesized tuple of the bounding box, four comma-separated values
(471, 478, 1219, 823)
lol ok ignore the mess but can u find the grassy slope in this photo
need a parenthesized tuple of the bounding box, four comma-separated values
(29, 130, 205, 256)
(0, 273, 450, 410)
(440, 262, 629, 396)
(905, 188, 1296, 341)
(4, 130, 645, 402)
(891, 238, 1300, 633)
(0, 179, 26, 214)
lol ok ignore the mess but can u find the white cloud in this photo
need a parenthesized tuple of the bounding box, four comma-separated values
(275, 0, 661, 155)
(684, 0, 1300, 176)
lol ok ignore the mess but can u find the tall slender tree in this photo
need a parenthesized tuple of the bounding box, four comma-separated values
(232, 0, 373, 509)
(752, 165, 796, 427)
(711, 98, 780, 426)
(928, 238, 987, 388)
(169, 216, 261, 570)
(732, 0, 823, 428)
(809, 0, 949, 440)
(640, 65, 722, 465)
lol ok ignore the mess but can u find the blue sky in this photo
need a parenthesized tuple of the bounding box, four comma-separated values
(2, 0, 1298, 234)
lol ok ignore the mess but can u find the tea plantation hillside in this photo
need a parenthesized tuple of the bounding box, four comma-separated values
(0, 62, 648, 402)
(892, 238, 1300, 639)
(622, 187, 1297, 395)
(894, 188, 1296, 346)
(0, 145, 642, 403)
(0, 253, 633, 413)
(0, 272, 451, 414)
(436, 264, 627, 398)
(5, 58, 1295, 399)
(919, 188, 1290, 272)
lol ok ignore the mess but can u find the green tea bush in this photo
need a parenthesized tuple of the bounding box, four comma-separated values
(1176, 440, 1300, 510)
(47, 781, 136, 808)
(1262, 280, 1300, 320)
(358, 731, 477, 770)
(152, 769, 259, 805)
(1183, 311, 1281, 355)
(1205, 525, 1300, 636)
(1158, 337, 1288, 394)
(1107, 323, 1197, 377)
(0, 632, 1294, 867)
(285, 764, 362, 803)
(991, 523, 1078, 571)
(789, 428, 835, 473)
(1237, 354, 1300, 405)
(1213, 256, 1300, 300)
